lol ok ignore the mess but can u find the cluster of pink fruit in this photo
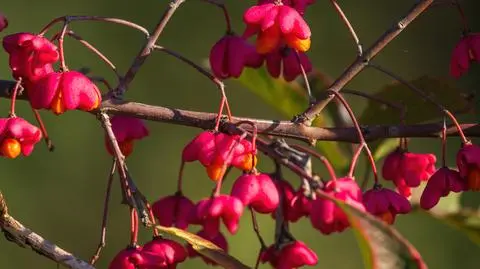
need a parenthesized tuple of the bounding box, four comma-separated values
(209, 0, 314, 82)
(105, 122, 480, 269)
(0, 25, 101, 159)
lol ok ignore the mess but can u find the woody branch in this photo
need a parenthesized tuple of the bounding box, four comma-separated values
(0, 79, 476, 143)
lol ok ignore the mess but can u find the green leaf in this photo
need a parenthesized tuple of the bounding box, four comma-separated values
(434, 209, 480, 245)
(410, 185, 480, 246)
(154, 225, 251, 269)
(316, 191, 427, 269)
(236, 67, 348, 170)
(360, 76, 472, 125)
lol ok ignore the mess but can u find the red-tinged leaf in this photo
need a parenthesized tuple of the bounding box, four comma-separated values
(316, 190, 428, 269)
(411, 184, 480, 246)
(154, 225, 251, 269)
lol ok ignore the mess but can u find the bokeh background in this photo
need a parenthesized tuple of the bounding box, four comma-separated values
(1, 0, 480, 268)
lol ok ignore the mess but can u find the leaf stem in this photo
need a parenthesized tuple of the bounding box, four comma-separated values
(201, 0, 232, 33)
(90, 159, 116, 265)
(329, 0, 362, 55)
(116, 0, 186, 96)
(327, 91, 379, 183)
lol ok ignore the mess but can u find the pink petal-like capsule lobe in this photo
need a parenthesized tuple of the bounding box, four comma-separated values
(29, 71, 102, 114)
(188, 230, 228, 266)
(266, 47, 312, 81)
(260, 5, 279, 31)
(244, 3, 275, 25)
(0, 12, 7, 32)
(382, 148, 437, 188)
(310, 179, 365, 234)
(401, 152, 436, 187)
(363, 186, 411, 224)
(261, 241, 317, 269)
(152, 194, 195, 230)
(449, 34, 480, 78)
(182, 131, 216, 164)
(250, 173, 280, 214)
(450, 36, 470, 78)
(266, 48, 282, 78)
(282, 49, 312, 82)
(189, 198, 221, 237)
(209, 195, 244, 235)
(395, 178, 412, 198)
(456, 143, 480, 178)
(420, 167, 465, 209)
(277, 5, 310, 39)
(3, 32, 58, 81)
(189, 195, 244, 237)
(110, 116, 149, 142)
(140, 237, 187, 268)
(258, 0, 316, 16)
(28, 71, 59, 109)
(213, 133, 245, 165)
(230, 138, 257, 171)
(382, 148, 404, 182)
(278, 241, 318, 269)
(329, 177, 362, 201)
(209, 36, 229, 79)
(209, 34, 264, 79)
(59, 71, 102, 111)
(243, 3, 311, 54)
(105, 115, 149, 157)
(289, 191, 311, 220)
(231, 173, 261, 205)
(109, 246, 144, 269)
(272, 179, 309, 222)
(0, 117, 42, 158)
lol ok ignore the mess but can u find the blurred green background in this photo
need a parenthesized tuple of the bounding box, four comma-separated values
(1, 0, 480, 268)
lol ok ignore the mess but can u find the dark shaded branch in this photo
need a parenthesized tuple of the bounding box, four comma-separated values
(297, 0, 434, 125)
(0, 79, 477, 143)
(100, 99, 479, 142)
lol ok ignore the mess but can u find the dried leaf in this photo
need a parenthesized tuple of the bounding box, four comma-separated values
(154, 225, 251, 269)
(317, 191, 428, 269)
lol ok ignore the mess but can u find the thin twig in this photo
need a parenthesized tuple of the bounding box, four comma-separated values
(0, 80, 477, 142)
(327, 91, 379, 183)
(290, 144, 337, 180)
(31, 108, 55, 152)
(98, 112, 147, 222)
(90, 159, 116, 265)
(116, 0, 186, 95)
(342, 88, 403, 111)
(329, 0, 363, 55)
(249, 207, 266, 249)
(348, 144, 365, 178)
(297, 0, 434, 125)
(0, 192, 95, 269)
(294, 50, 314, 104)
(39, 16, 149, 37)
(201, 0, 231, 32)
(64, 31, 120, 79)
(153, 45, 231, 120)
